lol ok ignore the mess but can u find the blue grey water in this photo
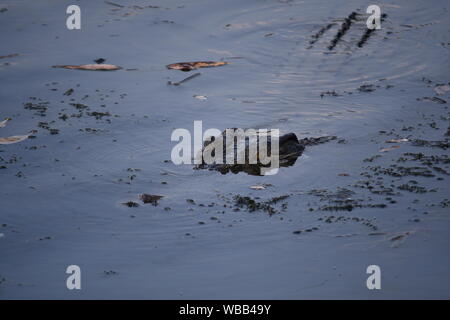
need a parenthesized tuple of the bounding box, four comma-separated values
(0, 0, 449, 299)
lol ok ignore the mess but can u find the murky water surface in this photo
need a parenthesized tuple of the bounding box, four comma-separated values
(1, 0, 450, 298)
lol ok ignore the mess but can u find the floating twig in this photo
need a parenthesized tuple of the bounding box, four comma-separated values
(104, 1, 124, 8)
(52, 64, 122, 71)
(0, 53, 19, 59)
(167, 61, 228, 72)
(168, 72, 201, 86)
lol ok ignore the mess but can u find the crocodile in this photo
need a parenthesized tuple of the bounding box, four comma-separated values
(194, 129, 336, 176)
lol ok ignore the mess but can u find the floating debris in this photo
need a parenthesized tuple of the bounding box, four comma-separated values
(398, 183, 432, 194)
(417, 96, 447, 104)
(320, 90, 341, 98)
(434, 85, 450, 96)
(139, 194, 164, 206)
(319, 201, 386, 212)
(250, 184, 272, 190)
(380, 145, 400, 152)
(87, 111, 111, 120)
(104, 1, 125, 8)
(319, 215, 378, 231)
(0, 131, 36, 145)
(357, 84, 377, 93)
(309, 23, 335, 46)
(52, 64, 122, 71)
(250, 185, 266, 190)
(63, 88, 74, 96)
(23, 101, 49, 116)
(0, 118, 11, 128)
(0, 53, 19, 59)
(166, 61, 228, 72)
(390, 231, 413, 247)
(357, 14, 387, 48)
(293, 227, 320, 235)
(167, 72, 201, 86)
(1, 118, 36, 145)
(357, 28, 375, 48)
(122, 201, 139, 208)
(328, 12, 358, 50)
(308, 11, 387, 51)
(410, 138, 450, 149)
(386, 138, 408, 143)
(193, 94, 207, 100)
(233, 195, 277, 215)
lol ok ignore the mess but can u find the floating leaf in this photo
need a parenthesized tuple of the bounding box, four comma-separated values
(0, 53, 19, 59)
(380, 145, 400, 152)
(385, 138, 408, 143)
(250, 183, 272, 190)
(166, 61, 228, 72)
(52, 64, 122, 71)
(390, 231, 412, 248)
(0, 131, 34, 145)
(250, 185, 266, 190)
(418, 96, 447, 104)
(434, 85, 450, 96)
(0, 118, 11, 128)
(63, 88, 74, 96)
(193, 95, 207, 100)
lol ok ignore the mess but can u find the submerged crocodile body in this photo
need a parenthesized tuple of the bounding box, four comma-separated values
(194, 130, 336, 176)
